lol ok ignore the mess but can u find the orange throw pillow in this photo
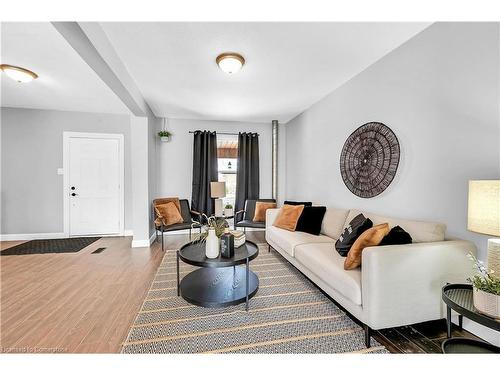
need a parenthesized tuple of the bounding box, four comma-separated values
(253, 202, 277, 222)
(344, 223, 390, 270)
(155, 198, 181, 213)
(273, 204, 305, 231)
(155, 202, 184, 226)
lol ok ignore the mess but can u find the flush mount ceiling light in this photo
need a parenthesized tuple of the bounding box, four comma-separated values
(0, 64, 38, 83)
(216, 53, 245, 74)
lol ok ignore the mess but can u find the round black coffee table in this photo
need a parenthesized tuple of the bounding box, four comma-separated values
(176, 240, 259, 310)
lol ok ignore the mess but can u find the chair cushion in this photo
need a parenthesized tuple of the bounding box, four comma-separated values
(160, 222, 196, 231)
(295, 242, 362, 305)
(243, 199, 276, 221)
(274, 204, 304, 231)
(235, 220, 265, 229)
(267, 225, 334, 257)
(344, 223, 390, 270)
(253, 202, 277, 222)
(155, 202, 183, 226)
(344, 209, 446, 243)
(154, 197, 181, 214)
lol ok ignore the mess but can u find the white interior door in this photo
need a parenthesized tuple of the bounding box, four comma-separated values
(68, 136, 122, 236)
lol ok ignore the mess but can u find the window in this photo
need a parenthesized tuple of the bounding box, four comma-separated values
(217, 138, 238, 209)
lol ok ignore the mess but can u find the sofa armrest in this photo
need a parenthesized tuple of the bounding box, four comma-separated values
(361, 240, 477, 329)
(265, 208, 281, 230)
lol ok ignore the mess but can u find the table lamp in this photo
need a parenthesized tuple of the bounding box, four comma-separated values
(467, 180, 500, 274)
(211, 181, 226, 217)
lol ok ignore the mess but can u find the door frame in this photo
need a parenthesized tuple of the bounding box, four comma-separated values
(63, 132, 125, 237)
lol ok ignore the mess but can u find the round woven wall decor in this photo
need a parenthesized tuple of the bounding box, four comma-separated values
(340, 122, 400, 198)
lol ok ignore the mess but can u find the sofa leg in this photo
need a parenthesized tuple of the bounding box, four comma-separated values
(268, 244, 271, 253)
(364, 324, 371, 348)
(189, 228, 192, 241)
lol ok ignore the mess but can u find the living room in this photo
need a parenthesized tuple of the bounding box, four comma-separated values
(1, 1, 499, 374)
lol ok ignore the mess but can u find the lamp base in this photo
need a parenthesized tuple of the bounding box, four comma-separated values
(214, 199, 223, 217)
(487, 239, 500, 275)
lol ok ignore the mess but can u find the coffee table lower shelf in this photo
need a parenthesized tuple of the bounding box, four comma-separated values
(179, 267, 259, 308)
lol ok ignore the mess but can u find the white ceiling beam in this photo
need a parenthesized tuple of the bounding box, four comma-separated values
(52, 22, 154, 117)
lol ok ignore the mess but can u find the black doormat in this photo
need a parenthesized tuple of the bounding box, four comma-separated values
(1, 237, 101, 256)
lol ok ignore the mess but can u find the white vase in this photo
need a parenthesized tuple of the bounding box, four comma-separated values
(205, 228, 219, 259)
(160, 136, 170, 142)
(473, 288, 500, 319)
(224, 208, 234, 217)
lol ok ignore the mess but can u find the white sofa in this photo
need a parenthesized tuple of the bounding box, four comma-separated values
(265, 207, 477, 347)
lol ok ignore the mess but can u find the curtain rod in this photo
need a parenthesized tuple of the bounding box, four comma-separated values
(188, 131, 259, 136)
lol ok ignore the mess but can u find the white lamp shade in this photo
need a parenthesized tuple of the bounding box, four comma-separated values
(210, 182, 226, 198)
(468, 180, 500, 236)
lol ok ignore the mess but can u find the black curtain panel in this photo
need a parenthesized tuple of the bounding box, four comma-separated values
(191, 130, 218, 216)
(235, 132, 260, 213)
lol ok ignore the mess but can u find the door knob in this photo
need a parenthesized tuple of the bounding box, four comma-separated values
(71, 186, 76, 190)
(71, 193, 78, 197)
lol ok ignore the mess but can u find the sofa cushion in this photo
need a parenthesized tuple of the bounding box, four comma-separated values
(335, 214, 373, 257)
(274, 204, 304, 231)
(295, 243, 362, 305)
(267, 225, 334, 257)
(320, 207, 350, 239)
(379, 225, 412, 246)
(344, 210, 446, 243)
(296, 206, 327, 235)
(284, 200, 313, 206)
(344, 223, 390, 270)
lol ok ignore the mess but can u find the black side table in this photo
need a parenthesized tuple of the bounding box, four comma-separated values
(177, 240, 259, 311)
(441, 283, 500, 353)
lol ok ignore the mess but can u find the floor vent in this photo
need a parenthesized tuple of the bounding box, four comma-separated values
(91, 247, 107, 254)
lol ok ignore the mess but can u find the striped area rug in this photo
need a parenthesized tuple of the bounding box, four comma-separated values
(121, 243, 388, 354)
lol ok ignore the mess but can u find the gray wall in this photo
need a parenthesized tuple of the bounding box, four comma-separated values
(283, 22, 500, 259)
(158, 118, 273, 202)
(1, 107, 132, 234)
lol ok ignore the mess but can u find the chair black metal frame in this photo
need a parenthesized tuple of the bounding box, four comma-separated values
(154, 199, 202, 251)
(234, 199, 276, 232)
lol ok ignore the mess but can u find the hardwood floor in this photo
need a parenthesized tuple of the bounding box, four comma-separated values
(1, 230, 475, 353)
(0, 231, 265, 353)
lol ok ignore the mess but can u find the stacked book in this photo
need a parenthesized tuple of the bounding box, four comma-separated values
(230, 230, 246, 248)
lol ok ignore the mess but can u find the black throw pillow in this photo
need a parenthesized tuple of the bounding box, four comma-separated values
(379, 226, 412, 246)
(284, 200, 313, 207)
(335, 214, 373, 257)
(296, 206, 327, 235)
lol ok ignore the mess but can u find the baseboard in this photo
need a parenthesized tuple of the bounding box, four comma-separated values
(131, 239, 150, 247)
(452, 315, 500, 346)
(131, 232, 156, 248)
(0, 232, 67, 241)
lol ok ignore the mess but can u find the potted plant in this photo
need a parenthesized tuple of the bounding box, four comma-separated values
(192, 214, 228, 258)
(467, 252, 500, 319)
(224, 204, 234, 217)
(158, 130, 172, 142)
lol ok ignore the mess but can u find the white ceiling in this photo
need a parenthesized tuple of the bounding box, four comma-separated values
(1, 22, 431, 122)
(1, 22, 129, 114)
(101, 22, 430, 123)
